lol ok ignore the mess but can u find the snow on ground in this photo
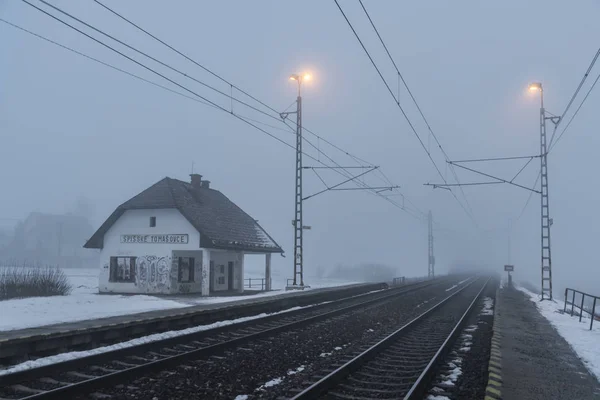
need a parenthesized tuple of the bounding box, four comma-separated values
(518, 286, 600, 381)
(428, 330, 469, 398)
(287, 365, 305, 375)
(0, 293, 188, 331)
(481, 297, 494, 315)
(243, 363, 307, 397)
(0, 267, 363, 331)
(0, 304, 313, 376)
(457, 277, 470, 285)
(1, 268, 190, 332)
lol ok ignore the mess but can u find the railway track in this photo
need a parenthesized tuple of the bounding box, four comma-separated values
(0, 277, 465, 400)
(289, 277, 489, 400)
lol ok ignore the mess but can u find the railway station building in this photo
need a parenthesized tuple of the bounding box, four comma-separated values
(84, 174, 282, 296)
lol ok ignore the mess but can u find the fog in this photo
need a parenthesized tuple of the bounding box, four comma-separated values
(1, 1, 599, 295)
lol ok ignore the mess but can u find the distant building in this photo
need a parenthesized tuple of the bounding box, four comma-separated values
(84, 174, 282, 295)
(3, 212, 97, 267)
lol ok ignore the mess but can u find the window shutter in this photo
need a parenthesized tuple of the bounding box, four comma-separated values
(109, 257, 117, 282)
(178, 257, 182, 282)
(190, 258, 195, 282)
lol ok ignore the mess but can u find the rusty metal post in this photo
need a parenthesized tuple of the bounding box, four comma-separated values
(579, 293, 585, 322)
(591, 297, 597, 331)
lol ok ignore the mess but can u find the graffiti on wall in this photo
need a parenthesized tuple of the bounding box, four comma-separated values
(135, 255, 171, 292)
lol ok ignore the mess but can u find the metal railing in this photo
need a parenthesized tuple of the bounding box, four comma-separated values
(564, 288, 599, 330)
(244, 278, 271, 291)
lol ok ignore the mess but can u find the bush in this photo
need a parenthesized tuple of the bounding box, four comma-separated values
(0, 264, 72, 300)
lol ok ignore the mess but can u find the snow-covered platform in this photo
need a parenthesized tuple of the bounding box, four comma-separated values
(0, 282, 384, 364)
(487, 286, 600, 400)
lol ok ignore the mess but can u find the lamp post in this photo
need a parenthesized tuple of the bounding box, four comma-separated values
(528, 82, 560, 300)
(284, 73, 311, 289)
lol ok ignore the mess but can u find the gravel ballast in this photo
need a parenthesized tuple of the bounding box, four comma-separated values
(72, 279, 471, 400)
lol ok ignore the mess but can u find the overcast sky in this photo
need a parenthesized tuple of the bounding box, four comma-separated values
(1, 0, 599, 293)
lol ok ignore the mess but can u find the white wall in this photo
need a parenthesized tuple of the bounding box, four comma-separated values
(99, 209, 200, 294)
(211, 251, 243, 292)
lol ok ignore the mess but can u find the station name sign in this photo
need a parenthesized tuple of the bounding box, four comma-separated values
(504, 264, 514, 272)
(120, 234, 189, 244)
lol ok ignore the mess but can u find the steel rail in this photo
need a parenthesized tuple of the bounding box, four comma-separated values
(0, 278, 460, 399)
(291, 276, 489, 399)
(403, 277, 490, 398)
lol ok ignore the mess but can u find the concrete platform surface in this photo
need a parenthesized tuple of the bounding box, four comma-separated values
(496, 287, 600, 400)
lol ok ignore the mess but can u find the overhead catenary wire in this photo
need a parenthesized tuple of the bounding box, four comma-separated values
(0, 18, 217, 111)
(21, 0, 306, 149)
(548, 46, 600, 149)
(89, 0, 418, 210)
(35, 0, 291, 127)
(18, 0, 427, 223)
(333, 0, 477, 226)
(515, 170, 541, 223)
(90, 0, 380, 172)
(549, 69, 600, 153)
(357, 0, 475, 219)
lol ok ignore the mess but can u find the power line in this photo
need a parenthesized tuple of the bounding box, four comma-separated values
(548, 46, 600, 148)
(20, 0, 304, 153)
(36, 0, 288, 128)
(357, 0, 474, 218)
(0, 18, 217, 110)
(549, 69, 600, 152)
(91, 0, 283, 121)
(516, 170, 541, 222)
(90, 0, 379, 173)
(332, 0, 443, 180)
(333, 0, 477, 226)
(84, 0, 427, 219)
(18, 0, 419, 222)
(451, 155, 540, 163)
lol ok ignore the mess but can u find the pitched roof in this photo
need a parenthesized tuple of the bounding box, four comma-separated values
(84, 177, 283, 253)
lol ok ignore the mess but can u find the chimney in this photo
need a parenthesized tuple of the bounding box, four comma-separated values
(201, 180, 211, 189)
(190, 174, 202, 189)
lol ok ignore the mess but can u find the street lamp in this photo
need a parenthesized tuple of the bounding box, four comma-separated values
(529, 82, 543, 107)
(284, 72, 312, 290)
(289, 73, 311, 96)
(528, 81, 559, 301)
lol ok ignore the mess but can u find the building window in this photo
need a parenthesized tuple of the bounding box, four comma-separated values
(218, 276, 225, 285)
(149, 216, 156, 227)
(219, 264, 225, 274)
(109, 257, 136, 282)
(178, 257, 195, 283)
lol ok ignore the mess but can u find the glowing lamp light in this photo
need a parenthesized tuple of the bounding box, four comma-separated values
(289, 73, 311, 82)
(528, 82, 542, 92)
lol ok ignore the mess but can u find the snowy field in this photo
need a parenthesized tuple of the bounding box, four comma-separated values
(0, 268, 188, 331)
(0, 265, 361, 332)
(518, 287, 600, 381)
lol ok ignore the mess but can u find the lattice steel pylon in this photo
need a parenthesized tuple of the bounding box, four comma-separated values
(293, 92, 304, 287)
(533, 82, 560, 300)
(428, 210, 435, 278)
(281, 74, 309, 288)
